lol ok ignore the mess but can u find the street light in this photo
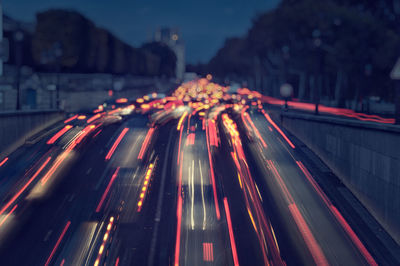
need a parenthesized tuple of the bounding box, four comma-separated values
(280, 83, 293, 110)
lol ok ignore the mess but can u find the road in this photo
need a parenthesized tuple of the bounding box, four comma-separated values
(0, 80, 398, 265)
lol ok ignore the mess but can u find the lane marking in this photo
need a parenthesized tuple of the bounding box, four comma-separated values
(148, 129, 174, 266)
(262, 111, 295, 149)
(199, 160, 207, 230)
(191, 160, 195, 230)
(296, 161, 377, 266)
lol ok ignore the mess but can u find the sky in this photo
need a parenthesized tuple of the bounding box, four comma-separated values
(3, 0, 280, 63)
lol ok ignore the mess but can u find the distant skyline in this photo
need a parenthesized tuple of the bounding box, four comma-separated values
(3, 0, 280, 63)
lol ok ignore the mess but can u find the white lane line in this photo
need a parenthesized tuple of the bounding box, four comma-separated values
(191, 160, 195, 230)
(86, 168, 92, 175)
(199, 160, 206, 230)
(62, 130, 81, 150)
(68, 194, 75, 202)
(43, 230, 53, 242)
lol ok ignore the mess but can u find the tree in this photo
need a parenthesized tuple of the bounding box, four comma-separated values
(208, 37, 253, 81)
(207, 0, 400, 107)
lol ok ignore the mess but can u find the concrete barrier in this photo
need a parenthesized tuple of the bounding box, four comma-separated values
(60, 80, 177, 112)
(268, 109, 400, 244)
(0, 110, 65, 159)
(60, 88, 156, 112)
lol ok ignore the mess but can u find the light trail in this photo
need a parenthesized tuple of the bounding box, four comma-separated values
(224, 197, 240, 266)
(94, 216, 115, 266)
(186, 133, 195, 146)
(262, 111, 295, 149)
(108, 108, 121, 115)
(267, 160, 328, 265)
(47, 125, 73, 144)
(138, 128, 155, 160)
(199, 161, 207, 230)
(296, 161, 377, 266)
(238, 88, 395, 124)
(207, 119, 219, 147)
(205, 120, 221, 220)
(177, 123, 184, 165)
(190, 160, 195, 230)
(177, 111, 188, 131)
(105, 128, 129, 160)
(40, 145, 73, 186)
(137, 163, 154, 212)
(243, 112, 267, 148)
(0, 157, 8, 167)
(0, 204, 18, 228)
(223, 113, 282, 265)
(45, 221, 71, 266)
(96, 167, 120, 212)
(174, 196, 183, 266)
(0, 156, 51, 216)
(288, 203, 328, 266)
(87, 113, 101, 124)
(203, 242, 214, 262)
(64, 115, 78, 124)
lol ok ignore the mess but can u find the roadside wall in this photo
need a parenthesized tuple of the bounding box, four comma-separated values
(60, 80, 177, 112)
(269, 109, 400, 244)
(0, 110, 65, 159)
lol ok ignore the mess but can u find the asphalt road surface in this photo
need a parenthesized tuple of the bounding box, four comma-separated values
(0, 80, 399, 266)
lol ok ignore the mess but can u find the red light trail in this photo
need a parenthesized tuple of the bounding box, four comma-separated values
(105, 128, 129, 160)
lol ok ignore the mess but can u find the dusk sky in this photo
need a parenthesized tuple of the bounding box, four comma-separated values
(3, 0, 280, 63)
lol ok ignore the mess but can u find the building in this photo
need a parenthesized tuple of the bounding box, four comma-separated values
(154, 28, 185, 80)
(0, 9, 36, 110)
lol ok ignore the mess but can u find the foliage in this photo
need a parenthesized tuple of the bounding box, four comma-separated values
(201, 0, 400, 102)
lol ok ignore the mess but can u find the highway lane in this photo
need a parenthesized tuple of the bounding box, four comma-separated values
(0, 120, 87, 245)
(219, 112, 285, 265)
(174, 114, 233, 266)
(0, 117, 125, 264)
(235, 107, 377, 265)
(56, 117, 156, 266)
(0, 113, 160, 265)
(172, 109, 289, 266)
(0, 100, 186, 266)
(0, 79, 398, 265)
(0, 120, 68, 215)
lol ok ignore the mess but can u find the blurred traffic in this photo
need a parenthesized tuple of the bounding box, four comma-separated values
(0, 77, 397, 265)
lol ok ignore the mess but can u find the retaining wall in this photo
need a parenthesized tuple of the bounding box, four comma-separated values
(269, 109, 400, 244)
(0, 110, 65, 159)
